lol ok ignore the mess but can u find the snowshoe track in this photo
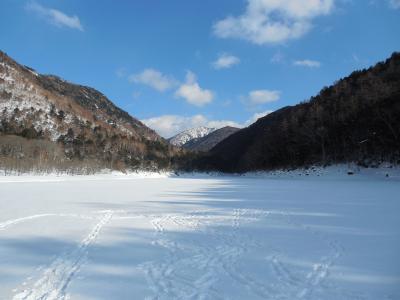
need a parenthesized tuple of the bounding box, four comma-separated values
(12, 210, 113, 300)
(0, 213, 95, 231)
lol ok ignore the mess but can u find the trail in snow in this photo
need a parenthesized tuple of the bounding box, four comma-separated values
(0, 213, 95, 231)
(12, 211, 113, 300)
(1, 174, 398, 299)
(282, 212, 345, 300)
(4, 209, 374, 300)
(262, 211, 370, 300)
(141, 208, 372, 300)
(205, 209, 268, 299)
(141, 209, 275, 300)
(0, 214, 56, 230)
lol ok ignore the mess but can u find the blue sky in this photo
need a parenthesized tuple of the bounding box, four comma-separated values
(1, 0, 399, 137)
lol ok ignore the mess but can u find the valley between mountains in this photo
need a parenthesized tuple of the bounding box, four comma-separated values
(1, 49, 400, 300)
(1, 50, 399, 174)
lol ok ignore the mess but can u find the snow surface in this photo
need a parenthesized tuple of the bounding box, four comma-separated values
(0, 168, 399, 299)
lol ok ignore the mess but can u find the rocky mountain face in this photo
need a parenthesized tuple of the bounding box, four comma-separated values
(184, 126, 239, 152)
(195, 53, 400, 172)
(0, 50, 180, 172)
(168, 126, 216, 147)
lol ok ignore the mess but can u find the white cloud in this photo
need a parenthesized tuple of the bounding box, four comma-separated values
(175, 71, 214, 107)
(207, 119, 243, 129)
(26, 1, 84, 31)
(212, 53, 240, 69)
(141, 114, 241, 138)
(294, 59, 321, 68)
(142, 110, 274, 138)
(245, 110, 273, 125)
(389, 0, 400, 9)
(245, 89, 281, 105)
(213, 0, 334, 45)
(129, 69, 178, 92)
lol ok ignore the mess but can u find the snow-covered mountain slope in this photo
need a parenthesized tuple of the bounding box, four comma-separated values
(185, 126, 240, 152)
(0, 50, 159, 142)
(0, 50, 178, 171)
(168, 126, 216, 147)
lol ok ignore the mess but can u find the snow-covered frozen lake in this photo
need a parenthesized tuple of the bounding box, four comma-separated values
(0, 170, 399, 300)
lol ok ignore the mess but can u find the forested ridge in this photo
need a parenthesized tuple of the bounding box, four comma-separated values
(193, 52, 400, 172)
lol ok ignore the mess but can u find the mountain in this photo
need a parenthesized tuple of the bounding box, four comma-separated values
(184, 126, 239, 152)
(0, 50, 179, 173)
(168, 126, 216, 147)
(195, 53, 400, 172)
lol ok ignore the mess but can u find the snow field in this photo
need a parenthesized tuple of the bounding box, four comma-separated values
(0, 171, 399, 299)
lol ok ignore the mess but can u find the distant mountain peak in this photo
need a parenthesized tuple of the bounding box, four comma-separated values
(184, 126, 240, 152)
(168, 126, 216, 147)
